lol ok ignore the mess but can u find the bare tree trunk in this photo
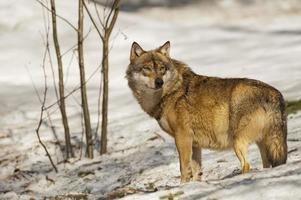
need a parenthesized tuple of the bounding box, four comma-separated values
(100, 38, 109, 154)
(82, 0, 120, 155)
(50, 0, 74, 159)
(78, 0, 93, 158)
(100, 0, 121, 155)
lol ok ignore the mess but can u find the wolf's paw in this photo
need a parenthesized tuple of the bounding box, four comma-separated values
(242, 163, 250, 174)
(192, 171, 203, 182)
(180, 176, 191, 184)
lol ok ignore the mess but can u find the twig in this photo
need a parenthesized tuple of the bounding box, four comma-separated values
(41, 4, 60, 101)
(44, 1, 121, 112)
(83, 0, 104, 42)
(104, 0, 115, 28)
(36, 0, 78, 32)
(25, 65, 42, 103)
(152, 132, 166, 143)
(61, 26, 92, 57)
(35, 47, 58, 173)
(94, 2, 105, 29)
(46, 175, 55, 184)
(28, 11, 65, 160)
(27, 65, 65, 158)
(43, 61, 102, 111)
(288, 148, 298, 154)
(64, 50, 76, 86)
(41, 1, 62, 156)
(106, 0, 120, 37)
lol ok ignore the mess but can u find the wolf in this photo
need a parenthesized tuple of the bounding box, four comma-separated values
(126, 41, 287, 183)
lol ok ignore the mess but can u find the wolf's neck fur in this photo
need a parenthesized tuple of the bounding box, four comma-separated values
(134, 88, 163, 118)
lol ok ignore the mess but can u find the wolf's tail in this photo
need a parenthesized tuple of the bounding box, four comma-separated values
(266, 98, 288, 167)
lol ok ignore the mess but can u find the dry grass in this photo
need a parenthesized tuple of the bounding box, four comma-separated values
(287, 99, 301, 114)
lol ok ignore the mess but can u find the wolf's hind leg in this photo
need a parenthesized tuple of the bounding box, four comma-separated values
(175, 133, 193, 183)
(257, 141, 271, 168)
(233, 140, 250, 173)
(192, 147, 202, 181)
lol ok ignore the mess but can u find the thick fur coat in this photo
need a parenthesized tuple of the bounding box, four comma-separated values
(126, 41, 287, 182)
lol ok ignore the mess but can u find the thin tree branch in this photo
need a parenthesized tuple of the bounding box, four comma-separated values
(94, 2, 105, 29)
(25, 65, 42, 104)
(106, 0, 121, 37)
(33, 0, 64, 161)
(61, 27, 92, 57)
(35, 41, 58, 173)
(83, 0, 104, 42)
(104, 0, 115, 28)
(44, 61, 102, 111)
(41, 3, 60, 101)
(64, 50, 76, 86)
(36, 93, 58, 173)
(36, 0, 78, 32)
(43, 0, 121, 124)
(26, 65, 64, 158)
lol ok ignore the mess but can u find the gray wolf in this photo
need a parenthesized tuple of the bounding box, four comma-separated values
(126, 41, 287, 183)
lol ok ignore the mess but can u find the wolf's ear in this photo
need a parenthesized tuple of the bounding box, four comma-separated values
(158, 41, 170, 57)
(130, 42, 145, 62)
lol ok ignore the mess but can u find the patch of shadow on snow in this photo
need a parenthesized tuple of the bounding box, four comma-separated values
(50, 143, 177, 199)
(181, 160, 301, 200)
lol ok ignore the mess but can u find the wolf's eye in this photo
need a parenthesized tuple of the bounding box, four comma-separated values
(159, 66, 166, 73)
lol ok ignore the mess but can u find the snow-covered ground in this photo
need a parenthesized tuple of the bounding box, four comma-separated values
(0, 0, 301, 199)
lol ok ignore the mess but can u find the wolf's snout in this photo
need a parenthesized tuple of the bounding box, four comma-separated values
(155, 78, 164, 89)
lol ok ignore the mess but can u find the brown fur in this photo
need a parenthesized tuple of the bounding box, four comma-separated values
(126, 41, 287, 183)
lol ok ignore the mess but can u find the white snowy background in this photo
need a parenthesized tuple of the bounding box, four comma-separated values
(0, 0, 301, 199)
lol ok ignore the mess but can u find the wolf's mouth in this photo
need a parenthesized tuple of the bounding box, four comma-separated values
(144, 84, 162, 91)
(149, 87, 162, 90)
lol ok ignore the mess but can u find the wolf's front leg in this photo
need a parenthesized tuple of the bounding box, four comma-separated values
(175, 132, 193, 183)
(192, 147, 202, 181)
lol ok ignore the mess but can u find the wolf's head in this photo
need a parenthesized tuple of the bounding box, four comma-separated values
(126, 41, 179, 94)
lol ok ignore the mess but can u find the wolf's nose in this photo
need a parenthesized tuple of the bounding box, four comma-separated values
(155, 78, 164, 89)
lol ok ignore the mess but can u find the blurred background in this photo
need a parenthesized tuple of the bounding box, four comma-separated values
(1, 0, 301, 98)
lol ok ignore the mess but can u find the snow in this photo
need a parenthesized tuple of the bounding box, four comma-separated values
(0, 0, 301, 199)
